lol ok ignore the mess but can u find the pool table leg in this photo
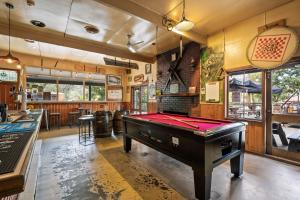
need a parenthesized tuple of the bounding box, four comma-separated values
(193, 167, 213, 200)
(230, 153, 244, 177)
(123, 135, 132, 153)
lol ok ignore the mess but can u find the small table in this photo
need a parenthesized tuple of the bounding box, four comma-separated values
(288, 131, 300, 152)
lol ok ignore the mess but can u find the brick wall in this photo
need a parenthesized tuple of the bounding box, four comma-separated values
(156, 42, 200, 115)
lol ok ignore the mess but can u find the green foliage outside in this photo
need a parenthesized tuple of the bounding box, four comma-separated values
(272, 67, 300, 103)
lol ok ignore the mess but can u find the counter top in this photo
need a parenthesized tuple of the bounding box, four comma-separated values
(0, 109, 43, 198)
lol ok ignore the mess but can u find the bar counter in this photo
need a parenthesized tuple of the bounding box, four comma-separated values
(0, 109, 43, 198)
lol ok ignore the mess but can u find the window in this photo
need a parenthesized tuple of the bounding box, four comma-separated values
(26, 66, 108, 102)
(58, 80, 84, 101)
(26, 77, 57, 101)
(0, 69, 17, 82)
(272, 66, 300, 114)
(85, 82, 105, 101)
(227, 70, 263, 120)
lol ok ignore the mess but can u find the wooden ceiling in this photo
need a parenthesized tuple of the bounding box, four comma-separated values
(130, 0, 292, 35)
(0, 0, 292, 64)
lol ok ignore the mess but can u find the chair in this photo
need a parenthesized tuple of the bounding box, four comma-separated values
(49, 112, 61, 130)
(272, 122, 289, 146)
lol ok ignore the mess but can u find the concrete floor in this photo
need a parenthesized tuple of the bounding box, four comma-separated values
(34, 127, 300, 200)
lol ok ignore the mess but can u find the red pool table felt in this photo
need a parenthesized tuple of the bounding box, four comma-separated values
(130, 113, 230, 131)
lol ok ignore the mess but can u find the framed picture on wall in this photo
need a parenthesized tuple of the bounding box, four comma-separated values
(145, 64, 152, 74)
(107, 75, 122, 86)
(107, 86, 123, 101)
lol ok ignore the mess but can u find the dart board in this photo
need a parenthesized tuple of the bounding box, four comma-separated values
(247, 26, 299, 69)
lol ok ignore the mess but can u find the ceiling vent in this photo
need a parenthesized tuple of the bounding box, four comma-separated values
(30, 20, 46, 27)
(84, 25, 99, 34)
(27, 0, 35, 6)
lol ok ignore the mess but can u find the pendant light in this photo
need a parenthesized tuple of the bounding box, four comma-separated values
(174, 0, 194, 32)
(0, 3, 21, 65)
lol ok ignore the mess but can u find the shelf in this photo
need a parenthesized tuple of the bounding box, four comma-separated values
(157, 93, 199, 97)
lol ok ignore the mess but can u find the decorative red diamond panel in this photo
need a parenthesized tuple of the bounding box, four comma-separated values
(251, 34, 291, 62)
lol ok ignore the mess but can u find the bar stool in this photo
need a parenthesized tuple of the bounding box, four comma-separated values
(78, 115, 95, 145)
(49, 112, 61, 130)
(43, 109, 49, 131)
(68, 111, 80, 127)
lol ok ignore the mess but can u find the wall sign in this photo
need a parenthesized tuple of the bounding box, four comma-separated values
(205, 81, 220, 103)
(247, 26, 299, 69)
(0, 69, 17, 82)
(134, 74, 144, 83)
(107, 86, 123, 101)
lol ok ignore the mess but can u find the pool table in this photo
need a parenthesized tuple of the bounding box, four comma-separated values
(123, 113, 246, 200)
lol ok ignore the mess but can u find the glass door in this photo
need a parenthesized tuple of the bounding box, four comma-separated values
(141, 85, 148, 113)
(131, 85, 148, 113)
(266, 62, 300, 162)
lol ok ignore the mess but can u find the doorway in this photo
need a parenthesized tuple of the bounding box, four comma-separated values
(131, 85, 148, 113)
(266, 57, 300, 162)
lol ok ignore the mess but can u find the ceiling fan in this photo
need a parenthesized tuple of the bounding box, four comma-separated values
(127, 34, 143, 53)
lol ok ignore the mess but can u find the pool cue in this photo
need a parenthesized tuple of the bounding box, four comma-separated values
(147, 116, 221, 125)
(183, 120, 221, 124)
(165, 116, 199, 129)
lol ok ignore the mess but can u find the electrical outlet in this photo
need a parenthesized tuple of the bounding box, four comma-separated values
(172, 137, 179, 146)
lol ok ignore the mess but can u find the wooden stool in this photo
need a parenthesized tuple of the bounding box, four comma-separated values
(68, 111, 80, 127)
(49, 112, 61, 130)
(78, 115, 95, 145)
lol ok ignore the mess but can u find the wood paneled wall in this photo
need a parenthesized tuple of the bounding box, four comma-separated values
(245, 121, 265, 155)
(0, 83, 17, 110)
(27, 102, 130, 127)
(148, 102, 158, 113)
(197, 103, 265, 155)
(198, 103, 225, 120)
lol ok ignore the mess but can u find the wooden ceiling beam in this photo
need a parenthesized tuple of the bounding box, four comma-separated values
(0, 21, 155, 63)
(93, 0, 207, 45)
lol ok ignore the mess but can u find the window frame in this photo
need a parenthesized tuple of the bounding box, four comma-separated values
(26, 76, 107, 102)
(85, 81, 106, 102)
(225, 68, 265, 122)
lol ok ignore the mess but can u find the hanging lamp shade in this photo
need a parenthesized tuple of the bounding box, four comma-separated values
(174, 17, 194, 32)
(174, 0, 194, 32)
(0, 52, 20, 64)
(0, 2, 21, 66)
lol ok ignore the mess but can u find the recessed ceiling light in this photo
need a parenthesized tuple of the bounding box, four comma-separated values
(84, 25, 99, 34)
(30, 20, 46, 28)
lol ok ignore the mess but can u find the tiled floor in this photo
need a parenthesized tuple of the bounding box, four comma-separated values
(34, 127, 300, 200)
